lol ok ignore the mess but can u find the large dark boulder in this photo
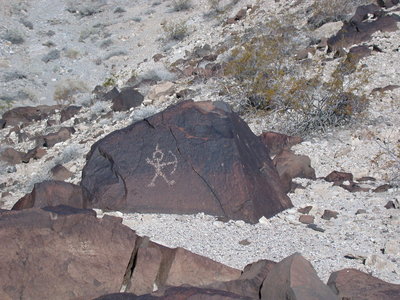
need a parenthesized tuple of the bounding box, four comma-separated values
(81, 100, 292, 223)
(327, 268, 400, 299)
(12, 180, 88, 210)
(0, 208, 138, 300)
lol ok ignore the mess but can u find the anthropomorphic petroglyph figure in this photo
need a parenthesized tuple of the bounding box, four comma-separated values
(146, 144, 178, 187)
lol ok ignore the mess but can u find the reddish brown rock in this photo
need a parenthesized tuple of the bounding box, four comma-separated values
(273, 150, 316, 193)
(60, 105, 81, 123)
(373, 184, 392, 193)
(12, 180, 87, 210)
(339, 182, 370, 193)
(346, 45, 372, 64)
(207, 259, 276, 299)
(96, 287, 253, 299)
(261, 253, 337, 300)
(81, 100, 292, 223)
(22, 146, 47, 163)
(259, 131, 302, 156)
(0, 208, 138, 300)
(126, 237, 240, 295)
(327, 4, 400, 54)
(51, 164, 73, 181)
(371, 85, 400, 94)
(321, 210, 339, 220)
(0, 147, 24, 164)
(41, 126, 75, 147)
(324, 171, 353, 183)
(327, 268, 400, 299)
(297, 206, 313, 214)
(1, 105, 60, 127)
(111, 87, 144, 112)
(299, 214, 314, 224)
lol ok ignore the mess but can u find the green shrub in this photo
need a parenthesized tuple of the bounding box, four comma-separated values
(1, 29, 25, 44)
(54, 79, 89, 106)
(172, 0, 192, 12)
(163, 21, 189, 41)
(223, 18, 368, 135)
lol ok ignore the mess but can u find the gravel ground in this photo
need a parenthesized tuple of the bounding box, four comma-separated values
(1, 0, 399, 286)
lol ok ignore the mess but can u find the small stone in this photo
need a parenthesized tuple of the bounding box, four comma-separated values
(383, 240, 400, 255)
(325, 171, 353, 183)
(235, 220, 246, 227)
(321, 210, 339, 220)
(213, 221, 224, 228)
(356, 176, 376, 182)
(258, 216, 269, 225)
(297, 206, 313, 214)
(299, 215, 314, 224)
(355, 209, 367, 215)
(364, 255, 396, 271)
(239, 239, 251, 246)
(344, 253, 366, 262)
(390, 215, 400, 225)
(307, 224, 325, 232)
(374, 184, 392, 193)
(51, 164, 73, 181)
(384, 201, 396, 209)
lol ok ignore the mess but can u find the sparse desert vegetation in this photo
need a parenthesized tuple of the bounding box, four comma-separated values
(0, 0, 400, 298)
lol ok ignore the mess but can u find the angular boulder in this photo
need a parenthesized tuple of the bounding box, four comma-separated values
(81, 100, 292, 223)
(259, 131, 302, 157)
(60, 105, 81, 123)
(111, 87, 144, 112)
(0, 147, 24, 165)
(260, 253, 337, 300)
(127, 237, 241, 295)
(327, 268, 400, 299)
(41, 126, 75, 147)
(0, 208, 138, 300)
(12, 180, 87, 210)
(273, 150, 316, 193)
(207, 259, 276, 299)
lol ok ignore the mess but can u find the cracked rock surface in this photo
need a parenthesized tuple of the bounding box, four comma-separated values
(81, 100, 292, 223)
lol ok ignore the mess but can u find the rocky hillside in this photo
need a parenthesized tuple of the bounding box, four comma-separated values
(0, 0, 400, 299)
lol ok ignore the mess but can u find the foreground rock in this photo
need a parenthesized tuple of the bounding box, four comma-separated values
(12, 180, 88, 210)
(81, 100, 292, 223)
(327, 268, 400, 299)
(0, 208, 137, 300)
(261, 253, 337, 300)
(96, 287, 253, 300)
(207, 259, 276, 299)
(126, 238, 240, 295)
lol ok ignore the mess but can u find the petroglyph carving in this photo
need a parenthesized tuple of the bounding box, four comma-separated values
(146, 144, 178, 187)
